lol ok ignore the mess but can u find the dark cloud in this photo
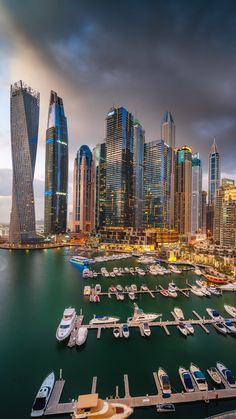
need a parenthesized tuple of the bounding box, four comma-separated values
(2, 0, 236, 176)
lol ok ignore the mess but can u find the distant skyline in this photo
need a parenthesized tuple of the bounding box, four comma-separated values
(1, 0, 236, 222)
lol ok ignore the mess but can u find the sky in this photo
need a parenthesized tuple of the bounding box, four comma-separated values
(0, 0, 236, 223)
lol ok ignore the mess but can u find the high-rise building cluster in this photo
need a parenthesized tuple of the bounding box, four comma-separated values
(9, 80, 235, 248)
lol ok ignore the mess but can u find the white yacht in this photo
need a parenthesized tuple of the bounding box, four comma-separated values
(170, 265, 181, 274)
(158, 367, 171, 396)
(190, 286, 205, 297)
(31, 372, 55, 417)
(76, 327, 88, 346)
(184, 323, 194, 334)
(72, 393, 133, 419)
(194, 267, 202, 276)
(174, 307, 185, 321)
(95, 284, 101, 294)
(70, 256, 94, 266)
(224, 305, 236, 318)
(213, 322, 228, 335)
(179, 367, 195, 392)
(90, 315, 120, 325)
(177, 324, 188, 337)
(206, 308, 223, 321)
(220, 282, 236, 291)
(216, 362, 236, 388)
(199, 286, 211, 297)
(190, 363, 208, 391)
(224, 319, 236, 334)
(141, 322, 151, 337)
(137, 256, 156, 264)
(127, 303, 161, 323)
(56, 307, 76, 341)
(122, 323, 130, 338)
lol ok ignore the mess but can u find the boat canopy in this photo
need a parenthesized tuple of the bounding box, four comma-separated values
(212, 310, 220, 317)
(183, 373, 194, 389)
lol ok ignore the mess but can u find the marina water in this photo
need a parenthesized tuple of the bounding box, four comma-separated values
(1, 248, 236, 418)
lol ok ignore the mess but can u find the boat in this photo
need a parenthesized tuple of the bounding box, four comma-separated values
(207, 367, 222, 385)
(72, 393, 133, 418)
(190, 286, 205, 297)
(224, 305, 236, 318)
(196, 279, 207, 287)
(208, 286, 221, 296)
(31, 372, 55, 417)
(89, 315, 120, 325)
(158, 367, 171, 396)
(127, 303, 161, 323)
(117, 292, 124, 301)
(122, 323, 130, 338)
(95, 284, 101, 294)
(216, 362, 236, 388)
(76, 326, 88, 346)
(213, 322, 228, 335)
(184, 323, 194, 334)
(160, 289, 169, 297)
(137, 255, 156, 264)
(206, 308, 222, 321)
(128, 291, 135, 301)
(190, 363, 208, 391)
(113, 327, 120, 338)
(156, 403, 175, 413)
(130, 284, 137, 292)
(174, 307, 185, 321)
(70, 256, 94, 266)
(167, 285, 178, 298)
(179, 367, 195, 392)
(94, 294, 100, 303)
(204, 274, 228, 285)
(140, 284, 148, 291)
(199, 287, 211, 297)
(224, 319, 236, 334)
(177, 324, 188, 337)
(83, 286, 91, 296)
(116, 285, 124, 292)
(56, 307, 76, 341)
(220, 282, 236, 291)
(109, 286, 116, 293)
(170, 265, 181, 274)
(90, 294, 95, 303)
(194, 268, 202, 276)
(141, 322, 151, 337)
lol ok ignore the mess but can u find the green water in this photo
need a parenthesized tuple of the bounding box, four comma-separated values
(1, 248, 236, 419)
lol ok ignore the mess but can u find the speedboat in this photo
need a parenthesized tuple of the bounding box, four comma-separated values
(224, 305, 236, 318)
(56, 307, 76, 341)
(194, 268, 202, 276)
(220, 282, 236, 291)
(190, 286, 204, 297)
(94, 294, 100, 303)
(184, 323, 194, 334)
(206, 308, 222, 321)
(174, 307, 184, 321)
(116, 285, 124, 292)
(128, 291, 135, 301)
(31, 372, 55, 417)
(95, 284, 101, 294)
(208, 286, 221, 296)
(72, 393, 133, 419)
(89, 315, 120, 325)
(168, 287, 178, 298)
(117, 292, 125, 301)
(141, 284, 148, 291)
(122, 323, 130, 338)
(141, 322, 151, 337)
(207, 367, 222, 385)
(158, 367, 171, 396)
(224, 319, 236, 334)
(127, 303, 161, 323)
(160, 289, 169, 297)
(156, 403, 175, 413)
(216, 362, 236, 388)
(170, 265, 181, 274)
(177, 324, 188, 337)
(213, 322, 228, 335)
(76, 326, 88, 346)
(70, 256, 94, 266)
(130, 284, 137, 292)
(109, 286, 116, 293)
(190, 363, 208, 391)
(113, 327, 120, 338)
(179, 367, 195, 392)
(199, 287, 211, 297)
(90, 294, 95, 303)
(83, 286, 91, 296)
(196, 279, 207, 287)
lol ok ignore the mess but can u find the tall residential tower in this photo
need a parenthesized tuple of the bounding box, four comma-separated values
(191, 152, 202, 234)
(208, 139, 220, 205)
(44, 91, 68, 235)
(133, 119, 145, 228)
(9, 81, 39, 243)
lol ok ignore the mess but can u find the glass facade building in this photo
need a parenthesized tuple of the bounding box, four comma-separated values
(208, 139, 220, 205)
(44, 91, 68, 234)
(9, 81, 39, 243)
(143, 140, 171, 228)
(105, 107, 134, 227)
(73, 145, 94, 232)
(93, 143, 106, 229)
(133, 120, 145, 228)
(191, 152, 202, 234)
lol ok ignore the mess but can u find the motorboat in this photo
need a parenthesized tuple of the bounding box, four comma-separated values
(95, 284, 101, 294)
(116, 285, 124, 292)
(160, 289, 169, 297)
(156, 403, 175, 413)
(220, 282, 236, 291)
(174, 307, 185, 321)
(70, 256, 94, 266)
(167, 285, 178, 298)
(83, 286, 91, 296)
(90, 294, 95, 303)
(199, 287, 211, 297)
(128, 291, 135, 301)
(194, 268, 202, 276)
(122, 323, 130, 338)
(89, 315, 120, 325)
(141, 284, 148, 291)
(72, 393, 133, 419)
(177, 324, 188, 337)
(127, 303, 161, 323)
(109, 286, 117, 293)
(190, 363, 208, 391)
(94, 294, 100, 303)
(170, 265, 181, 274)
(190, 286, 205, 297)
(213, 322, 228, 335)
(130, 284, 137, 292)
(56, 307, 76, 341)
(184, 323, 194, 334)
(158, 367, 171, 396)
(196, 279, 207, 288)
(110, 272, 116, 278)
(117, 292, 124, 301)
(113, 327, 120, 338)
(31, 371, 55, 417)
(141, 322, 151, 337)
(204, 274, 228, 284)
(207, 367, 222, 385)
(179, 367, 195, 392)
(129, 268, 135, 275)
(208, 286, 221, 296)
(224, 305, 236, 318)
(224, 319, 236, 334)
(76, 327, 88, 346)
(216, 362, 236, 388)
(137, 256, 156, 264)
(206, 308, 222, 321)
(137, 268, 146, 276)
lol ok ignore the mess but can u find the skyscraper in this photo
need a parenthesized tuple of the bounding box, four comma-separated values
(208, 139, 221, 205)
(201, 191, 207, 234)
(93, 143, 106, 229)
(174, 146, 192, 238)
(191, 152, 202, 234)
(161, 111, 175, 228)
(73, 145, 94, 232)
(44, 91, 68, 235)
(143, 139, 171, 228)
(213, 185, 236, 247)
(105, 107, 134, 227)
(133, 119, 145, 228)
(9, 81, 39, 244)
